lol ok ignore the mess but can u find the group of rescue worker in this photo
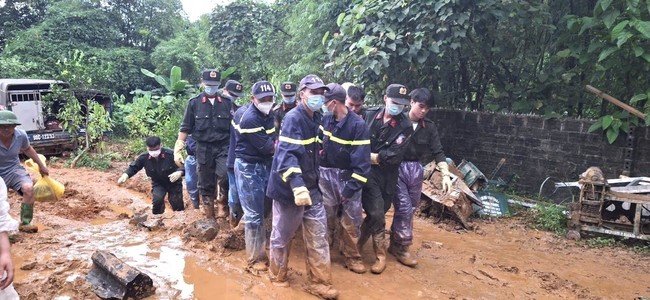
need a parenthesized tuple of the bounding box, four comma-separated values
(121, 69, 452, 299)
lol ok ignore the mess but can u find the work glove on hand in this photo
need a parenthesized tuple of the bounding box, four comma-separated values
(173, 139, 186, 167)
(168, 171, 183, 183)
(370, 153, 380, 165)
(117, 173, 129, 185)
(292, 186, 312, 206)
(437, 161, 453, 194)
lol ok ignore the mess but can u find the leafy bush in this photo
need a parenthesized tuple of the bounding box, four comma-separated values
(530, 202, 567, 235)
(64, 151, 118, 170)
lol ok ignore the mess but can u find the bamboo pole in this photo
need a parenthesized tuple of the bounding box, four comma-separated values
(585, 85, 646, 120)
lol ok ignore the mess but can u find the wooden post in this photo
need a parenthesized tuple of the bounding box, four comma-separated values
(86, 251, 156, 299)
(585, 85, 647, 120)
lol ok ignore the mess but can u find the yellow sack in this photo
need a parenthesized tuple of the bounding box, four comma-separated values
(33, 175, 65, 202)
(24, 154, 47, 179)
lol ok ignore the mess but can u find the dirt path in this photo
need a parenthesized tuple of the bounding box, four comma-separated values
(7, 164, 650, 299)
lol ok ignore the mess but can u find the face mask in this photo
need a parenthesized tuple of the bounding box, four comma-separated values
(256, 102, 274, 115)
(149, 149, 161, 158)
(387, 103, 405, 116)
(321, 104, 332, 116)
(306, 95, 325, 112)
(283, 96, 296, 104)
(204, 85, 219, 96)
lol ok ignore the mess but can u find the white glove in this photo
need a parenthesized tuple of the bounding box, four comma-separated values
(437, 161, 453, 194)
(168, 171, 183, 183)
(117, 173, 129, 184)
(292, 186, 312, 206)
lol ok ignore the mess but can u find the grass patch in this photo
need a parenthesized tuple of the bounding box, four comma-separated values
(64, 151, 121, 170)
(530, 201, 567, 235)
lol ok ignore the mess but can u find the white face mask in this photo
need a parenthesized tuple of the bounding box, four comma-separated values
(256, 102, 274, 115)
(149, 149, 161, 158)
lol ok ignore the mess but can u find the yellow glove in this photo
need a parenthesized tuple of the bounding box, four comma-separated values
(437, 161, 453, 194)
(370, 153, 380, 165)
(117, 173, 129, 184)
(292, 186, 312, 206)
(173, 139, 186, 167)
(168, 171, 183, 183)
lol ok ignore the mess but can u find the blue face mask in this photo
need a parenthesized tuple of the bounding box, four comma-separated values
(387, 103, 405, 116)
(306, 95, 325, 112)
(204, 86, 219, 96)
(283, 96, 296, 104)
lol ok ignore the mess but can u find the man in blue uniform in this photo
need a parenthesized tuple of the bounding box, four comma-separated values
(319, 83, 370, 274)
(267, 75, 338, 299)
(223, 79, 244, 101)
(390, 88, 452, 267)
(235, 81, 277, 273)
(318, 83, 370, 273)
(343, 83, 366, 117)
(174, 69, 233, 220)
(118, 136, 185, 214)
(227, 102, 250, 228)
(272, 82, 297, 131)
(359, 84, 414, 274)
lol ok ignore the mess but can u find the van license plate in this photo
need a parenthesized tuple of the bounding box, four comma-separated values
(32, 133, 56, 141)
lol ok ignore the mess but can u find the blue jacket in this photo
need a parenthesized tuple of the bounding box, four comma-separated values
(235, 104, 277, 163)
(319, 111, 370, 198)
(227, 104, 250, 169)
(267, 104, 322, 205)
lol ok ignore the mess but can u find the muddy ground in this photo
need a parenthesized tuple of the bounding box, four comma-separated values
(6, 162, 650, 300)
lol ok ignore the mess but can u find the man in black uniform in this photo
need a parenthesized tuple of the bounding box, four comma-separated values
(174, 69, 234, 219)
(389, 88, 452, 267)
(272, 81, 297, 131)
(359, 84, 413, 274)
(118, 136, 185, 214)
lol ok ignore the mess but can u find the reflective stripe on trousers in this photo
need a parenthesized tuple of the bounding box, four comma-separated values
(391, 161, 423, 246)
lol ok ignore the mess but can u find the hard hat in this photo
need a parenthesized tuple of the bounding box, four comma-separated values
(0, 111, 21, 125)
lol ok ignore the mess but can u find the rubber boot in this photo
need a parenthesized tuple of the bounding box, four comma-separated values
(216, 195, 229, 219)
(357, 225, 370, 254)
(370, 232, 387, 274)
(344, 258, 367, 274)
(245, 223, 268, 274)
(308, 283, 339, 300)
(19, 203, 38, 233)
(268, 240, 292, 287)
(388, 243, 418, 267)
(203, 202, 216, 220)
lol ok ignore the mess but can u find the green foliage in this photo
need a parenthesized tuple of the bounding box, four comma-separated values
(530, 202, 568, 235)
(586, 237, 617, 247)
(64, 150, 116, 170)
(115, 66, 193, 145)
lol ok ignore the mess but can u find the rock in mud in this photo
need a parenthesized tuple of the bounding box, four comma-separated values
(20, 261, 37, 271)
(137, 216, 164, 231)
(186, 219, 219, 242)
(215, 229, 245, 251)
(129, 213, 148, 225)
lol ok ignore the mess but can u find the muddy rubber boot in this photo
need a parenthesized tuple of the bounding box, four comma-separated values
(308, 283, 339, 300)
(19, 203, 38, 233)
(344, 258, 367, 274)
(370, 232, 387, 274)
(216, 196, 229, 219)
(388, 243, 418, 267)
(203, 203, 216, 220)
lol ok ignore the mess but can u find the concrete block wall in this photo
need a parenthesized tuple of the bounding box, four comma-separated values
(428, 109, 650, 196)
